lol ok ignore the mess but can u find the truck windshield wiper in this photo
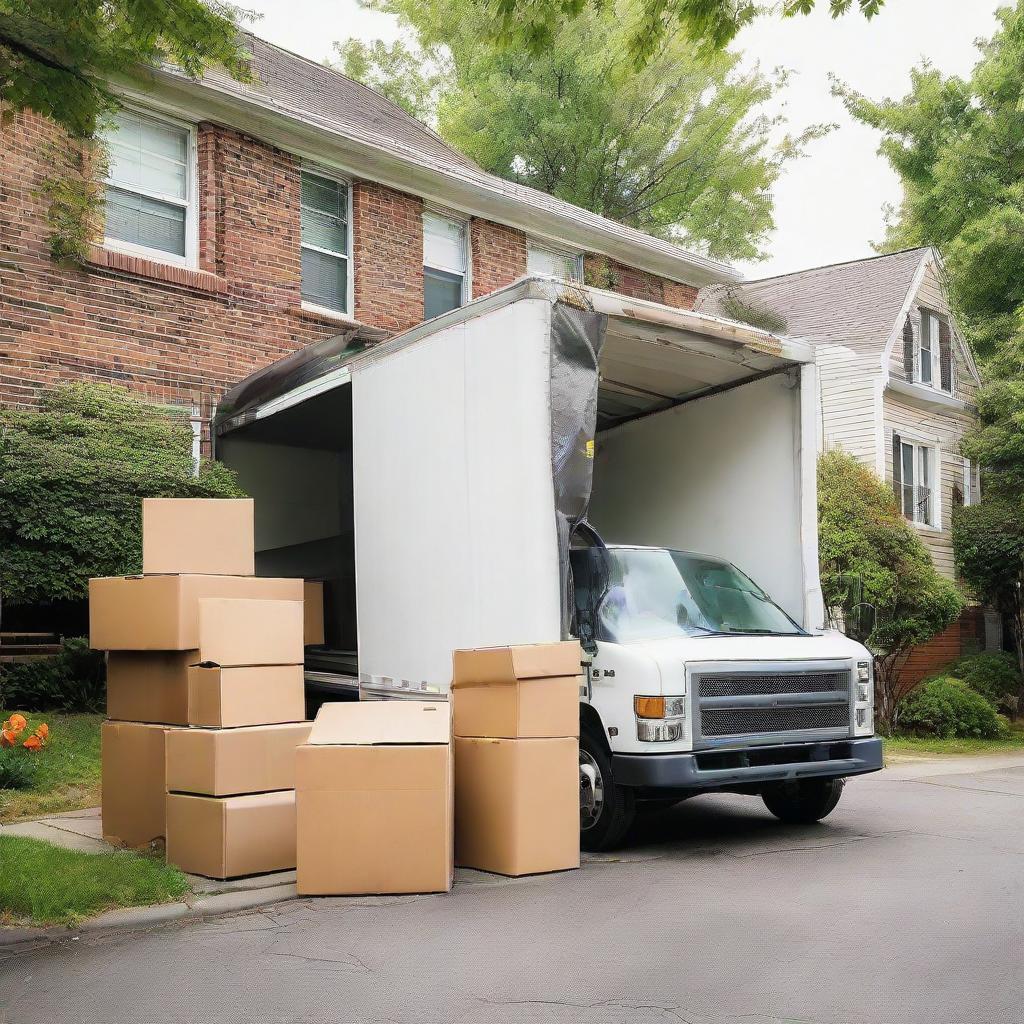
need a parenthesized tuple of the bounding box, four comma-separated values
(689, 627, 806, 637)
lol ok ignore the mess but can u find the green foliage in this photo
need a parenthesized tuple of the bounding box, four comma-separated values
(0, 639, 106, 713)
(0, 835, 189, 924)
(0, 0, 252, 139)
(336, 0, 828, 261)
(0, 381, 245, 607)
(953, 501, 1024, 610)
(818, 450, 963, 653)
(717, 290, 789, 335)
(467, 0, 884, 64)
(945, 651, 1021, 713)
(0, 750, 38, 791)
(899, 676, 1007, 740)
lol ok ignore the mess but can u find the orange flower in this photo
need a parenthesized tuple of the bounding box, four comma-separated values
(22, 735, 42, 752)
(0, 729, 15, 748)
(6, 714, 27, 735)
(34, 722, 49, 743)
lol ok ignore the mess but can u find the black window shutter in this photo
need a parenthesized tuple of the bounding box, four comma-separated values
(903, 316, 915, 382)
(939, 318, 952, 392)
(892, 432, 902, 506)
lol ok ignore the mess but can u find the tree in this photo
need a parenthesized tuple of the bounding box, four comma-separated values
(463, 0, 885, 64)
(817, 450, 963, 732)
(0, 382, 245, 609)
(0, 0, 250, 139)
(836, 3, 1024, 361)
(336, 0, 827, 261)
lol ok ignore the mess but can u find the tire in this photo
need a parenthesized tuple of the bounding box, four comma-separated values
(761, 777, 844, 824)
(579, 728, 636, 851)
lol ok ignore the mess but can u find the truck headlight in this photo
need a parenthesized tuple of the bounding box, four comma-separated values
(635, 695, 686, 742)
(854, 661, 874, 736)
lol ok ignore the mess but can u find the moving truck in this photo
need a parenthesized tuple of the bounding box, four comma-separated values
(215, 277, 883, 850)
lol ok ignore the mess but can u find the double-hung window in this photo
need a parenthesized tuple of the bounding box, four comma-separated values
(102, 109, 194, 264)
(527, 243, 583, 283)
(914, 310, 953, 394)
(423, 212, 468, 319)
(301, 170, 351, 315)
(963, 458, 980, 507)
(893, 433, 937, 527)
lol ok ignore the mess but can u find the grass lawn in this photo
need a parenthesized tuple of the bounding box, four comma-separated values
(0, 712, 102, 824)
(0, 836, 189, 926)
(884, 724, 1024, 758)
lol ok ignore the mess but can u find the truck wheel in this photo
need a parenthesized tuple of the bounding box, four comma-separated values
(762, 778, 844, 824)
(579, 729, 635, 851)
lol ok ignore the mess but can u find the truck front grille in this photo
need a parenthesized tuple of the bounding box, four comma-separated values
(692, 667, 852, 746)
(701, 703, 849, 737)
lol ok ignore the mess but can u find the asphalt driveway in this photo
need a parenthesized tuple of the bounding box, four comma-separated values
(3, 753, 1023, 1024)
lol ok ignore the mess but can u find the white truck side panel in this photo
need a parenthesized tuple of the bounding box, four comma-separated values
(588, 370, 812, 625)
(352, 299, 563, 693)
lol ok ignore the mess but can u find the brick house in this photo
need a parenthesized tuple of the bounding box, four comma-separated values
(1, 32, 734, 442)
(699, 249, 992, 681)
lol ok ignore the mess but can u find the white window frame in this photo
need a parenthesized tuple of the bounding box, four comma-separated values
(963, 457, 980, 507)
(422, 208, 470, 317)
(101, 106, 198, 268)
(527, 241, 584, 284)
(895, 431, 942, 530)
(300, 165, 354, 320)
(917, 309, 954, 395)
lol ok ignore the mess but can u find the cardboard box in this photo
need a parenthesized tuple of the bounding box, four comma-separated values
(304, 580, 325, 646)
(142, 498, 255, 577)
(89, 575, 304, 650)
(452, 642, 581, 738)
(188, 664, 305, 728)
(165, 722, 311, 796)
(454, 736, 579, 876)
(105, 650, 197, 725)
(296, 701, 452, 896)
(102, 721, 181, 848)
(165, 791, 296, 879)
(197, 597, 304, 667)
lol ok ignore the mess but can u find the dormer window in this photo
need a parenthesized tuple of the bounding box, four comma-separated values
(912, 310, 953, 395)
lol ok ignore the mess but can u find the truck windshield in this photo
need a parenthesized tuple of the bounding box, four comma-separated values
(571, 547, 805, 642)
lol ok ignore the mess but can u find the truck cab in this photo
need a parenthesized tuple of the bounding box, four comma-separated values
(571, 542, 881, 849)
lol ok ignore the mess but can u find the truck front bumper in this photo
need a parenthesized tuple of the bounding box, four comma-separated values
(612, 737, 883, 790)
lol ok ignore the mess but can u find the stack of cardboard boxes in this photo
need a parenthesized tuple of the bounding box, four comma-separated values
(92, 499, 314, 877)
(451, 642, 582, 876)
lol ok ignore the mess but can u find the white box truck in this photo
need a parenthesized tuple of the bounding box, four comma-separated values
(215, 277, 882, 850)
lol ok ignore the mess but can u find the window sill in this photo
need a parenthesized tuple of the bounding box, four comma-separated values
(908, 520, 943, 535)
(292, 303, 360, 328)
(87, 246, 228, 296)
(887, 377, 970, 412)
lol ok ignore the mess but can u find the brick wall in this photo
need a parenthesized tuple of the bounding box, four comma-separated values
(352, 181, 424, 333)
(471, 219, 528, 298)
(585, 255, 697, 310)
(2, 107, 703, 419)
(899, 606, 986, 686)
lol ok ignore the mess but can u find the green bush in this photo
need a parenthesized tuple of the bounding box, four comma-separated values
(0, 638, 106, 713)
(899, 676, 1008, 739)
(0, 750, 38, 790)
(946, 651, 1021, 712)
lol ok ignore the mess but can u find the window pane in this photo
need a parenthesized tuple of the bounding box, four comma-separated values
(105, 186, 185, 256)
(423, 213, 466, 274)
(302, 208, 347, 253)
(424, 267, 464, 319)
(106, 111, 188, 200)
(302, 247, 347, 311)
(301, 173, 346, 220)
(528, 245, 580, 282)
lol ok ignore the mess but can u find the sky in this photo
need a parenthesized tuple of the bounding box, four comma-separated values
(241, 0, 1003, 279)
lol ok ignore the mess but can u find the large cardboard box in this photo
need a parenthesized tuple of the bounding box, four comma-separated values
(142, 498, 255, 577)
(304, 580, 325, 646)
(451, 642, 581, 739)
(165, 791, 296, 879)
(188, 664, 305, 728)
(165, 722, 311, 796)
(89, 575, 303, 650)
(102, 721, 181, 848)
(454, 736, 579, 876)
(106, 650, 197, 725)
(197, 598, 304, 667)
(296, 701, 452, 896)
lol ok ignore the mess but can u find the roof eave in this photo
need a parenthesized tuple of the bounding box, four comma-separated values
(115, 68, 739, 289)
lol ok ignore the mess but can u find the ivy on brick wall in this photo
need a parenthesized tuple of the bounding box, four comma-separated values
(0, 382, 245, 607)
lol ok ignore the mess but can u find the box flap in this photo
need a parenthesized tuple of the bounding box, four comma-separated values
(308, 701, 450, 746)
(452, 641, 581, 684)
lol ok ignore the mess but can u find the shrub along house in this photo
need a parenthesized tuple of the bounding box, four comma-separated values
(0, 31, 733, 445)
(699, 247, 990, 681)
